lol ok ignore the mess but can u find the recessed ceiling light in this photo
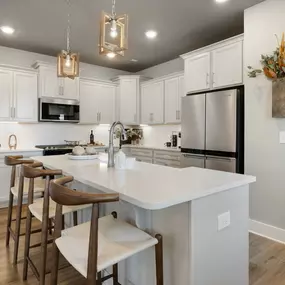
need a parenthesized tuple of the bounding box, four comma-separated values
(107, 52, 116, 59)
(215, 0, 229, 3)
(131, 59, 138, 62)
(145, 30, 157, 39)
(0, 26, 15, 35)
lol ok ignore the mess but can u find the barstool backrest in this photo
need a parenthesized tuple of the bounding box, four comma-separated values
(21, 163, 62, 179)
(50, 176, 119, 283)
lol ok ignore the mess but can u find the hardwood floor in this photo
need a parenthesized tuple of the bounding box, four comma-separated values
(1, 207, 285, 285)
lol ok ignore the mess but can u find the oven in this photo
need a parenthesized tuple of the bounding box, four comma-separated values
(39, 98, 80, 123)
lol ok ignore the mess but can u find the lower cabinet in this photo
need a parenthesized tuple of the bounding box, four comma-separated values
(123, 147, 181, 167)
(0, 161, 12, 206)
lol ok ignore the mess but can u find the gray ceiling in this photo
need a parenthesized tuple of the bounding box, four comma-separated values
(0, 0, 264, 72)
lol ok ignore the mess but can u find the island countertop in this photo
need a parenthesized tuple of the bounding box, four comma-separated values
(31, 154, 256, 210)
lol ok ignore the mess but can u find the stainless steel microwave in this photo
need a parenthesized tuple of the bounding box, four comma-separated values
(39, 98, 80, 123)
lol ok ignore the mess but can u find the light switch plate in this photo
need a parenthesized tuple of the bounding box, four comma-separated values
(280, 131, 285, 144)
(218, 211, 231, 231)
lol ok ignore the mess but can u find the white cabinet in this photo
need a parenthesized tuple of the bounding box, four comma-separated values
(141, 81, 164, 124)
(14, 71, 38, 122)
(212, 41, 243, 88)
(80, 79, 115, 124)
(34, 62, 79, 100)
(184, 52, 210, 93)
(0, 68, 38, 122)
(0, 69, 13, 121)
(118, 77, 139, 125)
(181, 35, 243, 93)
(0, 162, 11, 206)
(164, 75, 184, 124)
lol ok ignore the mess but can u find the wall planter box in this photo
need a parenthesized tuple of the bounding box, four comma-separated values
(272, 79, 285, 118)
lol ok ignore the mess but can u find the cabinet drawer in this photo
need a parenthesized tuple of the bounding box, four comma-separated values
(153, 150, 181, 161)
(135, 156, 153, 163)
(153, 159, 181, 168)
(131, 148, 153, 158)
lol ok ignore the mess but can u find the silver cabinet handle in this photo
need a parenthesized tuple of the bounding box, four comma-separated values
(178, 110, 181, 120)
(212, 72, 215, 85)
(206, 73, 209, 86)
(183, 154, 204, 159)
(10, 107, 13, 118)
(14, 107, 16, 118)
(97, 112, 99, 122)
(99, 112, 101, 122)
(134, 113, 137, 122)
(176, 110, 178, 120)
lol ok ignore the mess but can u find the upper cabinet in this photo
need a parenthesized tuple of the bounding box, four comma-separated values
(114, 75, 148, 125)
(33, 62, 79, 100)
(141, 81, 164, 124)
(0, 67, 38, 122)
(181, 35, 243, 94)
(212, 41, 243, 89)
(80, 79, 115, 124)
(184, 53, 211, 93)
(164, 74, 184, 124)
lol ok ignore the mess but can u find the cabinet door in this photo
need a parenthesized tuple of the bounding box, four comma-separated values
(0, 162, 11, 206)
(177, 75, 184, 121)
(119, 79, 138, 124)
(212, 41, 243, 88)
(184, 52, 210, 93)
(165, 77, 180, 124)
(13, 71, 38, 122)
(79, 81, 100, 124)
(0, 69, 13, 121)
(63, 77, 79, 100)
(98, 84, 115, 124)
(141, 81, 164, 124)
(39, 67, 59, 98)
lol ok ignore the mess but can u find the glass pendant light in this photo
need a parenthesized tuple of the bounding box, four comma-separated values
(57, 0, 79, 79)
(99, 0, 128, 57)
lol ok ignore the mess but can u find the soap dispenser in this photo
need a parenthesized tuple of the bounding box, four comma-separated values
(115, 147, 126, 169)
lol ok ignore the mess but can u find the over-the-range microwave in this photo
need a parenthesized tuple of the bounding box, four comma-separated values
(39, 98, 80, 123)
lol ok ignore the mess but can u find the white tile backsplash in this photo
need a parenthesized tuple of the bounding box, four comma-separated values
(0, 123, 180, 149)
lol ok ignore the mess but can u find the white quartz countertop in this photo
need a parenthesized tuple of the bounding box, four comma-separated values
(31, 154, 256, 210)
(0, 148, 43, 154)
(122, 145, 181, 153)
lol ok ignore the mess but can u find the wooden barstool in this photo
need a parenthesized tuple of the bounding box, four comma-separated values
(49, 176, 164, 285)
(22, 164, 91, 285)
(4, 155, 45, 264)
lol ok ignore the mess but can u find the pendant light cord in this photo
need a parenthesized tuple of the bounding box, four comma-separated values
(66, 0, 71, 52)
(112, 0, 116, 19)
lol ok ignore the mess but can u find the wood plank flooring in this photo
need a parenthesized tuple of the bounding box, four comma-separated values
(1, 207, 285, 285)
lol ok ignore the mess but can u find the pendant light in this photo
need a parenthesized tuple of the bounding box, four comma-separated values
(57, 0, 79, 79)
(99, 0, 128, 58)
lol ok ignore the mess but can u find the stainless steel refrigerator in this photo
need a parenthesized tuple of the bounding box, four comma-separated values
(180, 87, 244, 173)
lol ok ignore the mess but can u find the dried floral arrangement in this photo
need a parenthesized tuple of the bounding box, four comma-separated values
(248, 33, 285, 80)
(115, 128, 143, 141)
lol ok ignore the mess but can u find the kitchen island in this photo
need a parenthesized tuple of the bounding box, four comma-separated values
(32, 154, 255, 285)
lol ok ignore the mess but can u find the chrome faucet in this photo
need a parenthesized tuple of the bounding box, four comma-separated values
(108, 121, 127, 168)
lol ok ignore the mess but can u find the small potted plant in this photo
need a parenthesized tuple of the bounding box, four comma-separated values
(248, 33, 285, 117)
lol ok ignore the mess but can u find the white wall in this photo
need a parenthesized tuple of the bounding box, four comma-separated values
(141, 125, 181, 147)
(244, 0, 285, 229)
(137, 57, 183, 78)
(0, 123, 113, 148)
(0, 45, 130, 79)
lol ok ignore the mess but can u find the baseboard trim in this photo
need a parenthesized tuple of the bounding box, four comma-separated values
(250, 219, 285, 244)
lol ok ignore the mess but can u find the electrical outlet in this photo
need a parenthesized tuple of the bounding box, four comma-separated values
(218, 211, 231, 231)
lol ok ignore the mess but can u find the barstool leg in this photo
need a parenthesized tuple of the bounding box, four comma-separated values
(113, 264, 119, 284)
(23, 207, 33, 280)
(97, 272, 102, 285)
(6, 191, 14, 247)
(155, 234, 164, 285)
(13, 175, 24, 265)
(73, 211, 78, 226)
(50, 243, 60, 285)
(39, 178, 50, 285)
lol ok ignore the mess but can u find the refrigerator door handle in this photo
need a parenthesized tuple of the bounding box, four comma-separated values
(206, 155, 235, 161)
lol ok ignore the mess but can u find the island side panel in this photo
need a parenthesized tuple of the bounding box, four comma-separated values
(190, 185, 249, 285)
